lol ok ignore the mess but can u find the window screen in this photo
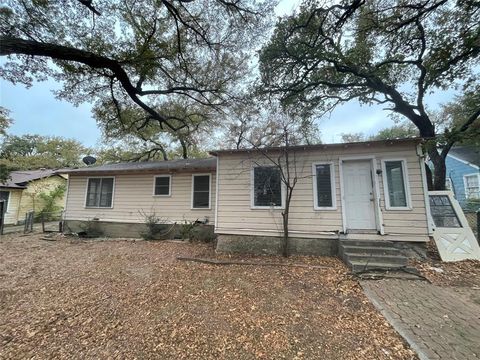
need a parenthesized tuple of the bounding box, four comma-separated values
(385, 161, 407, 207)
(429, 195, 462, 228)
(0, 191, 9, 212)
(154, 176, 170, 196)
(315, 164, 333, 208)
(253, 167, 282, 207)
(192, 175, 210, 208)
(86, 178, 114, 207)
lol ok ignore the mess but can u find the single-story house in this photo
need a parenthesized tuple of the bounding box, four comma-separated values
(62, 138, 431, 255)
(0, 169, 68, 225)
(445, 146, 479, 209)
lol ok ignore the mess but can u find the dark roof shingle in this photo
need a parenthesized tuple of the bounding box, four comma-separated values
(1, 169, 63, 189)
(448, 146, 480, 167)
(62, 158, 216, 175)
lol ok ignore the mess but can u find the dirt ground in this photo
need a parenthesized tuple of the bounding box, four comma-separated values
(411, 239, 480, 287)
(0, 233, 416, 359)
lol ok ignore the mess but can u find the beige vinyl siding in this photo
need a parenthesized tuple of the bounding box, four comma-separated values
(65, 172, 215, 224)
(2, 189, 22, 225)
(216, 142, 429, 242)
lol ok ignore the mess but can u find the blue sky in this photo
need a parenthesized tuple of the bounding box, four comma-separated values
(0, 0, 455, 148)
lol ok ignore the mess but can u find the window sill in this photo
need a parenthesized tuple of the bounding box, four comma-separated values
(250, 206, 284, 210)
(152, 195, 171, 198)
(84, 206, 114, 209)
(313, 207, 337, 211)
(385, 206, 412, 211)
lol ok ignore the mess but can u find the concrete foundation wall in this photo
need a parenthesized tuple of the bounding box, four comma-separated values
(63, 220, 215, 241)
(216, 234, 338, 256)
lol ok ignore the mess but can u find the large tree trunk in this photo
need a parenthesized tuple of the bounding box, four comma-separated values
(281, 210, 289, 257)
(428, 147, 447, 191)
(417, 119, 446, 191)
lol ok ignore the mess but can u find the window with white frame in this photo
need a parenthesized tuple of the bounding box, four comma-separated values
(192, 174, 210, 209)
(313, 163, 335, 209)
(154, 175, 171, 196)
(86, 177, 114, 207)
(464, 174, 480, 199)
(0, 191, 9, 212)
(252, 166, 282, 207)
(383, 160, 410, 209)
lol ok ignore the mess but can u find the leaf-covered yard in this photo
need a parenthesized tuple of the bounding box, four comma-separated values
(0, 234, 416, 359)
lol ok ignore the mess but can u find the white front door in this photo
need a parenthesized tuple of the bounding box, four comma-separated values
(343, 160, 377, 230)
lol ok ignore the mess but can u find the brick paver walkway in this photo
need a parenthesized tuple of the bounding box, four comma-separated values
(362, 279, 480, 360)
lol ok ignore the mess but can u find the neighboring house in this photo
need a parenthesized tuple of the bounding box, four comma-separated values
(62, 138, 431, 255)
(0, 169, 68, 225)
(445, 146, 480, 209)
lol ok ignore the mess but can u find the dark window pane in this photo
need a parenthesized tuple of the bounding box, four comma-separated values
(193, 175, 210, 208)
(0, 191, 9, 212)
(194, 175, 210, 191)
(193, 192, 209, 208)
(316, 164, 332, 207)
(86, 178, 113, 208)
(86, 178, 101, 207)
(254, 167, 282, 207)
(429, 195, 462, 228)
(385, 161, 407, 207)
(155, 176, 170, 195)
(100, 178, 113, 207)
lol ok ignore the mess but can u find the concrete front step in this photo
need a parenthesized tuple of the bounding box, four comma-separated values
(342, 245, 401, 256)
(339, 239, 395, 247)
(344, 253, 408, 266)
(338, 239, 411, 273)
(349, 260, 415, 273)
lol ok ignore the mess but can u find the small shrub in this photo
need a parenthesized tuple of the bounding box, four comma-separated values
(139, 210, 172, 240)
(36, 184, 66, 221)
(190, 225, 216, 243)
(178, 219, 198, 240)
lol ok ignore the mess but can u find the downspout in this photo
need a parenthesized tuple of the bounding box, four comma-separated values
(16, 189, 24, 225)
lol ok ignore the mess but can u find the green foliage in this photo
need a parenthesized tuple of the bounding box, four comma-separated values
(36, 184, 66, 221)
(2, 0, 275, 158)
(341, 122, 418, 143)
(0, 106, 12, 137)
(139, 211, 171, 240)
(464, 199, 480, 212)
(178, 220, 199, 241)
(259, 1, 480, 189)
(0, 134, 89, 170)
(222, 101, 321, 149)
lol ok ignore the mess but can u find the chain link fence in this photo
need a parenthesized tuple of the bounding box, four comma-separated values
(465, 211, 479, 242)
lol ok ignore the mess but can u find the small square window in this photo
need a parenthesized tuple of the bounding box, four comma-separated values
(154, 176, 171, 196)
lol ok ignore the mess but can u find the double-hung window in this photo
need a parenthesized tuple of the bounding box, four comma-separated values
(252, 166, 283, 208)
(312, 163, 336, 210)
(154, 175, 171, 196)
(0, 191, 9, 213)
(382, 159, 411, 210)
(464, 174, 480, 199)
(85, 177, 114, 208)
(192, 174, 211, 209)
